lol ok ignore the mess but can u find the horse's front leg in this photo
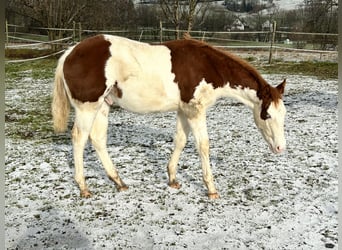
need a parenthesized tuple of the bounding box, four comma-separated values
(167, 111, 190, 189)
(188, 113, 219, 199)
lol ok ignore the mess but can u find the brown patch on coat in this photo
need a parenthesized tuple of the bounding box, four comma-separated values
(161, 38, 283, 118)
(113, 81, 122, 98)
(63, 35, 111, 102)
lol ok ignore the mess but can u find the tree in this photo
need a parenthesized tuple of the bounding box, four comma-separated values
(302, 0, 338, 33)
(81, 0, 136, 30)
(186, 0, 211, 32)
(159, 0, 212, 38)
(201, 7, 236, 31)
(135, 4, 161, 28)
(6, 0, 89, 49)
(6, 0, 137, 48)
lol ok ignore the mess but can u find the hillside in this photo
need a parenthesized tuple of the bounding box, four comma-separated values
(134, 0, 304, 11)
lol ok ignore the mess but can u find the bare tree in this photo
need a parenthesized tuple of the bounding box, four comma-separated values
(6, 0, 88, 49)
(159, 0, 181, 38)
(159, 0, 211, 38)
(186, 0, 211, 32)
(83, 0, 137, 30)
(302, 0, 338, 33)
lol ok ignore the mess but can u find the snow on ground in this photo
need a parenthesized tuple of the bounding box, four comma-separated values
(5, 71, 337, 249)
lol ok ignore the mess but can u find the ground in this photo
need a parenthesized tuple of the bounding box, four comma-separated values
(5, 70, 338, 249)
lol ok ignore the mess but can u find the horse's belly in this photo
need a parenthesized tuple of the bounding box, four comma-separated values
(117, 95, 179, 113)
(113, 78, 180, 114)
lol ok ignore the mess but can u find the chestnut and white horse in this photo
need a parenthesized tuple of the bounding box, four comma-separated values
(52, 34, 286, 199)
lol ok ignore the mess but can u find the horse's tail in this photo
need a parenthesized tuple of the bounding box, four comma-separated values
(52, 56, 70, 133)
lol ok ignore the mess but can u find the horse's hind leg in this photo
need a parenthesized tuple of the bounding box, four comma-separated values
(89, 104, 128, 192)
(167, 111, 190, 189)
(72, 108, 97, 198)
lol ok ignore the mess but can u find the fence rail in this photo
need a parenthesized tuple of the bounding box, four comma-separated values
(5, 21, 338, 64)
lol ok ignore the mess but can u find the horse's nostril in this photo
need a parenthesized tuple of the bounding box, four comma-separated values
(276, 146, 285, 153)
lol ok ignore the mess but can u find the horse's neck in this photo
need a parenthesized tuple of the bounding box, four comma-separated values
(220, 84, 261, 109)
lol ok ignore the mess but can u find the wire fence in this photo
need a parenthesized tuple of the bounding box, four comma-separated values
(5, 21, 338, 64)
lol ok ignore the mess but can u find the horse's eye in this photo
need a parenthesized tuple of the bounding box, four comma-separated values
(261, 111, 271, 120)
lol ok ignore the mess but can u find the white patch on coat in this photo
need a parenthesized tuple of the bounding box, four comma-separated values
(215, 84, 260, 108)
(180, 79, 286, 153)
(180, 79, 261, 118)
(253, 100, 287, 153)
(103, 35, 180, 113)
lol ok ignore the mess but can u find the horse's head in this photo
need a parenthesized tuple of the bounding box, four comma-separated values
(253, 79, 286, 154)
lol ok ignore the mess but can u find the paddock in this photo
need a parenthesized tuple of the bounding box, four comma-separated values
(5, 67, 338, 248)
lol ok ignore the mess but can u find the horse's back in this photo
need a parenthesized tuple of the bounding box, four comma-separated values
(103, 35, 180, 113)
(61, 35, 181, 112)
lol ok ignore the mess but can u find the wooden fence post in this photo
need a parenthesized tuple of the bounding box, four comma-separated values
(78, 22, 82, 42)
(201, 31, 206, 41)
(5, 19, 9, 46)
(73, 21, 76, 43)
(268, 21, 277, 64)
(159, 21, 163, 43)
(139, 30, 144, 41)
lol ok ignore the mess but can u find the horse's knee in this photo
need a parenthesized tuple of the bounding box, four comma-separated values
(198, 139, 209, 157)
(89, 133, 106, 151)
(174, 133, 187, 147)
(72, 125, 88, 146)
(71, 125, 79, 141)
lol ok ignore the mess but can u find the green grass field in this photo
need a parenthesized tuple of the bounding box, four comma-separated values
(5, 53, 338, 81)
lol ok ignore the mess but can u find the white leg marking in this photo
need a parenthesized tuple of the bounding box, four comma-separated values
(89, 104, 128, 191)
(72, 108, 97, 198)
(187, 112, 219, 199)
(167, 111, 190, 188)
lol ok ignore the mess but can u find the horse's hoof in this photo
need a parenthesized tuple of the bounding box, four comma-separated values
(117, 185, 129, 192)
(208, 192, 219, 199)
(168, 181, 181, 189)
(80, 190, 92, 198)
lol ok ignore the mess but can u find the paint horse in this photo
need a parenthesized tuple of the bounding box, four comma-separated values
(52, 35, 286, 199)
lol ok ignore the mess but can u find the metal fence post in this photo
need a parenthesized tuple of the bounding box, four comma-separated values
(268, 21, 277, 64)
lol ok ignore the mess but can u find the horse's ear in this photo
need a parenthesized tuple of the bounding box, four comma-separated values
(276, 79, 286, 95)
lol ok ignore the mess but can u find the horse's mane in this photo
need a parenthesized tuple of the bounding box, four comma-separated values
(182, 35, 282, 110)
(182, 34, 268, 87)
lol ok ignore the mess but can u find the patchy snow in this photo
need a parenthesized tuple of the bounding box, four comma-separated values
(273, 0, 304, 10)
(5, 72, 337, 249)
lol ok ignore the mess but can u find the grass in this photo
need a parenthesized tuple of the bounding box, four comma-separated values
(5, 54, 337, 81)
(258, 61, 338, 80)
(5, 48, 54, 60)
(5, 59, 57, 140)
(5, 58, 57, 80)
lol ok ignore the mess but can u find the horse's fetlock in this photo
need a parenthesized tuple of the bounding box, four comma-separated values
(168, 181, 181, 189)
(80, 189, 92, 198)
(208, 192, 219, 199)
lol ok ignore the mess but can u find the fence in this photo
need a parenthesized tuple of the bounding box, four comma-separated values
(5, 21, 338, 64)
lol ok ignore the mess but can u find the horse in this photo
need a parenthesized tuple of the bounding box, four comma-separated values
(52, 34, 286, 199)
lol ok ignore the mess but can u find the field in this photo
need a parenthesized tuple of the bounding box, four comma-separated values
(5, 59, 338, 249)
